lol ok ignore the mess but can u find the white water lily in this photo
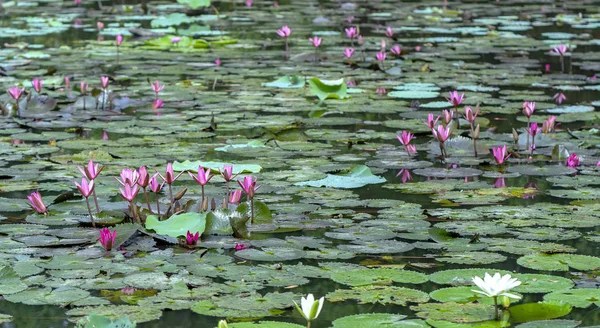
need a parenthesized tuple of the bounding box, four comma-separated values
(294, 294, 324, 327)
(472, 272, 522, 299)
(218, 320, 229, 328)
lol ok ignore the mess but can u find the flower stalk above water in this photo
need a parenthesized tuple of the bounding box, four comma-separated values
(78, 159, 103, 213)
(446, 91, 465, 127)
(276, 25, 292, 59)
(188, 166, 214, 205)
(238, 176, 261, 224)
(75, 178, 96, 227)
(294, 294, 324, 328)
(157, 162, 184, 209)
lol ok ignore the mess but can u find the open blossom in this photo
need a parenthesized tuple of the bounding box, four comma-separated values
(186, 230, 199, 245)
(8, 86, 24, 101)
(101, 76, 109, 89)
(276, 25, 291, 38)
(188, 166, 214, 186)
(344, 48, 355, 59)
(157, 162, 183, 185)
(220, 165, 236, 182)
(491, 145, 509, 165)
(116, 34, 124, 46)
(27, 191, 48, 214)
(309, 36, 322, 48)
(116, 168, 139, 186)
(119, 183, 139, 202)
(566, 153, 579, 168)
(99, 228, 117, 251)
(74, 178, 95, 198)
(553, 92, 566, 104)
(472, 272, 521, 299)
(396, 169, 412, 183)
(235, 243, 247, 251)
(422, 113, 440, 129)
(78, 159, 104, 180)
(390, 45, 401, 55)
(527, 122, 541, 137)
(385, 26, 393, 37)
(464, 106, 479, 125)
(376, 52, 386, 62)
(553, 44, 568, 55)
(447, 91, 465, 107)
(442, 109, 454, 125)
(522, 101, 535, 118)
(229, 189, 242, 204)
(294, 294, 324, 323)
(432, 124, 451, 143)
(345, 27, 358, 39)
(396, 131, 414, 146)
(32, 78, 42, 93)
(238, 176, 261, 200)
(543, 115, 557, 133)
(151, 80, 164, 94)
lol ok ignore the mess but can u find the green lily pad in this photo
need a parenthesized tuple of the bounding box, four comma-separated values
(172, 161, 262, 174)
(295, 165, 385, 188)
(332, 313, 428, 328)
(262, 76, 305, 89)
(308, 77, 348, 102)
(543, 289, 600, 308)
(517, 253, 600, 271)
(0, 266, 28, 295)
(327, 285, 430, 305)
(331, 268, 428, 286)
(509, 302, 572, 323)
(146, 212, 206, 238)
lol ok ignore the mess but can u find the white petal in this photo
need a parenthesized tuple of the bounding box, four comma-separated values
(315, 297, 324, 319)
(500, 292, 522, 300)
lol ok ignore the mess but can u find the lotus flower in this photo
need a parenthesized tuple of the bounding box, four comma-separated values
(235, 243, 247, 251)
(344, 47, 355, 59)
(522, 101, 535, 118)
(309, 36, 322, 48)
(99, 228, 117, 251)
(385, 26, 393, 37)
(220, 165, 235, 182)
(527, 122, 541, 137)
(157, 162, 183, 206)
(27, 191, 47, 215)
(78, 159, 104, 180)
(553, 92, 566, 105)
(218, 320, 229, 328)
(396, 130, 414, 146)
(80, 81, 88, 95)
(491, 145, 509, 165)
(100, 76, 109, 89)
(149, 174, 163, 193)
(137, 166, 150, 188)
(447, 91, 465, 107)
(566, 153, 579, 168)
(432, 124, 451, 143)
(276, 25, 291, 38)
(97, 21, 104, 30)
(171, 36, 181, 44)
(396, 169, 412, 183)
(116, 34, 124, 46)
(189, 166, 214, 186)
(390, 45, 401, 56)
(32, 78, 42, 93)
(543, 115, 557, 133)
(376, 52, 386, 62)
(186, 230, 199, 245)
(294, 294, 324, 325)
(215, 58, 221, 67)
(229, 189, 242, 204)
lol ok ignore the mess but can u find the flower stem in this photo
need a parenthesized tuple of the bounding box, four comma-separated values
(201, 185, 205, 206)
(307, 321, 311, 328)
(494, 296, 499, 321)
(285, 38, 289, 59)
(251, 197, 255, 224)
(560, 55, 564, 73)
(143, 187, 151, 212)
(226, 181, 230, 199)
(92, 188, 100, 213)
(168, 183, 173, 209)
(156, 198, 161, 217)
(85, 197, 96, 228)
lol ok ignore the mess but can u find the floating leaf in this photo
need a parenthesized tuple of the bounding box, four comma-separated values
(146, 212, 207, 238)
(295, 165, 385, 188)
(307, 77, 348, 102)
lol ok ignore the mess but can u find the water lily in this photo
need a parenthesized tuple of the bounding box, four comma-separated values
(491, 145, 509, 165)
(385, 26, 393, 37)
(32, 78, 42, 94)
(464, 106, 479, 125)
(80, 81, 89, 110)
(150, 80, 164, 98)
(422, 113, 440, 129)
(472, 272, 521, 320)
(229, 189, 242, 204)
(157, 162, 184, 208)
(116, 168, 139, 186)
(309, 36, 322, 48)
(276, 25, 292, 58)
(220, 165, 237, 197)
(78, 159, 104, 180)
(396, 169, 412, 183)
(186, 230, 199, 245)
(218, 320, 229, 328)
(344, 47, 355, 59)
(97, 21, 104, 30)
(99, 228, 117, 251)
(238, 176, 261, 224)
(442, 109, 454, 125)
(447, 91, 465, 107)
(294, 294, 324, 328)
(171, 36, 181, 44)
(527, 122, 542, 155)
(396, 130, 414, 146)
(119, 183, 140, 223)
(376, 52, 386, 62)
(149, 174, 164, 215)
(75, 178, 96, 227)
(543, 115, 557, 133)
(27, 191, 48, 215)
(390, 45, 401, 56)
(215, 58, 221, 67)
(245, 0, 252, 6)
(152, 99, 164, 109)
(345, 27, 357, 39)
(116, 34, 123, 65)
(522, 101, 535, 118)
(553, 92, 566, 104)
(8, 86, 24, 104)
(432, 124, 451, 158)
(189, 166, 214, 204)
(552, 44, 568, 73)
(566, 153, 579, 168)
(137, 166, 153, 212)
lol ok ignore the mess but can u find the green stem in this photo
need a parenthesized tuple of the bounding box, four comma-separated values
(494, 296, 499, 321)
(168, 183, 173, 209)
(251, 197, 255, 224)
(156, 197, 160, 217)
(92, 188, 100, 213)
(85, 197, 95, 228)
(201, 185, 205, 206)
(143, 187, 151, 212)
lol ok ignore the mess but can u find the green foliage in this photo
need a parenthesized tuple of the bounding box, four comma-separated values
(307, 77, 348, 102)
(145, 212, 206, 238)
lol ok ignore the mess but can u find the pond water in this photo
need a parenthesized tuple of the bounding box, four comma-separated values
(1, 0, 600, 327)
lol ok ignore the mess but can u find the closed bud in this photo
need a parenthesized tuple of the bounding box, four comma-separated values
(512, 128, 519, 142)
(174, 187, 187, 201)
(218, 320, 229, 328)
(473, 124, 480, 139)
(202, 197, 209, 212)
(211, 198, 217, 211)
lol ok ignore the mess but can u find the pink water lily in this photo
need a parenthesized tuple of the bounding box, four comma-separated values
(566, 153, 579, 168)
(391, 45, 401, 56)
(149, 174, 163, 193)
(432, 124, 451, 143)
(396, 169, 412, 183)
(396, 130, 414, 146)
(229, 189, 242, 204)
(238, 176, 261, 200)
(527, 122, 541, 137)
(116, 34, 124, 46)
(553, 44, 567, 55)
(543, 115, 557, 133)
(80, 82, 88, 95)
(157, 162, 184, 207)
(376, 52, 386, 62)
(151, 80, 164, 95)
(220, 165, 236, 182)
(344, 47, 355, 59)
(215, 58, 221, 67)
(447, 91, 465, 107)
(442, 109, 454, 125)
(8, 86, 24, 101)
(32, 78, 42, 93)
(522, 101, 535, 118)
(385, 26, 393, 37)
(171, 36, 181, 44)
(116, 168, 139, 186)
(189, 166, 214, 204)
(137, 166, 150, 188)
(99, 228, 117, 251)
(119, 183, 139, 202)
(345, 27, 358, 39)
(464, 106, 479, 124)
(491, 145, 510, 165)
(97, 21, 104, 30)
(186, 230, 199, 245)
(235, 243, 248, 251)
(100, 76, 109, 89)
(276, 25, 291, 38)
(78, 159, 104, 180)
(553, 92, 566, 105)
(422, 113, 440, 129)
(75, 178, 95, 198)
(309, 36, 322, 48)
(27, 191, 48, 215)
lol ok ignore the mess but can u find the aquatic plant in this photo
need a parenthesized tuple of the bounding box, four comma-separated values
(149, 174, 164, 215)
(491, 145, 509, 165)
(218, 320, 229, 328)
(150, 80, 164, 99)
(74, 178, 96, 227)
(472, 273, 521, 320)
(137, 166, 152, 212)
(276, 25, 292, 58)
(552, 43, 568, 73)
(390, 45, 401, 56)
(116, 34, 124, 65)
(566, 153, 579, 168)
(464, 105, 480, 156)
(79, 81, 89, 110)
(422, 113, 440, 129)
(396, 130, 415, 155)
(294, 294, 324, 328)
(432, 124, 451, 159)
(156, 162, 184, 208)
(98, 228, 117, 251)
(385, 26, 393, 38)
(220, 165, 236, 198)
(32, 78, 42, 94)
(119, 183, 140, 223)
(309, 36, 322, 62)
(376, 51, 386, 70)
(447, 91, 465, 126)
(27, 191, 48, 215)
(527, 122, 541, 156)
(188, 166, 214, 205)
(553, 92, 566, 104)
(78, 160, 103, 213)
(441, 109, 453, 125)
(7, 86, 24, 112)
(186, 230, 199, 245)
(238, 176, 261, 224)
